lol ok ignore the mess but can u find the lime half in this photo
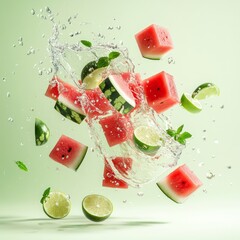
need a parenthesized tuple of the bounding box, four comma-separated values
(181, 93, 202, 113)
(43, 192, 71, 219)
(82, 194, 113, 222)
(133, 126, 161, 154)
(192, 83, 220, 100)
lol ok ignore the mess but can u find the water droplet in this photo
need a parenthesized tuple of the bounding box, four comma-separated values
(227, 166, 232, 169)
(220, 105, 224, 109)
(38, 70, 43, 75)
(68, 17, 72, 24)
(6, 92, 10, 97)
(203, 189, 207, 193)
(214, 139, 219, 144)
(90, 148, 94, 152)
(8, 117, 14, 122)
(137, 192, 144, 197)
(123, 200, 127, 203)
(168, 57, 175, 64)
(56, 148, 60, 151)
(196, 148, 201, 154)
(45, 6, 52, 14)
(198, 162, 204, 167)
(31, 9, 35, 15)
(39, 154, 42, 158)
(55, 202, 59, 206)
(18, 37, 23, 46)
(66, 194, 71, 200)
(203, 129, 207, 132)
(2, 77, 6, 82)
(20, 142, 24, 146)
(62, 117, 65, 121)
(108, 26, 114, 30)
(202, 137, 206, 141)
(42, 34, 45, 38)
(13, 44, 16, 48)
(206, 171, 215, 179)
(30, 107, 34, 112)
(116, 26, 121, 30)
(61, 24, 66, 30)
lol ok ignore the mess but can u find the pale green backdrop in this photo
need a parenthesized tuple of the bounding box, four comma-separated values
(0, 0, 240, 239)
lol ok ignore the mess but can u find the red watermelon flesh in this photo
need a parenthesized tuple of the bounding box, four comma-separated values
(85, 88, 115, 118)
(102, 157, 133, 189)
(135, 24, 173, 60)
(143, 71, 179, 113)
(49, 135, 88, 171)
(156, 164, 202, 203)
(99, 113, 133, 147)
(45, 76, 74, 100)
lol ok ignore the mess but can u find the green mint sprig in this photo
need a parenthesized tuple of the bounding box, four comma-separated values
(97, 51, 121, 68)
(166, 124, 192, 145)
(40, 187, 51, 204)
(15, 161, 28, 172)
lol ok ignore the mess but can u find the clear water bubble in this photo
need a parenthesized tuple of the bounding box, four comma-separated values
(6, 92, 11, 97)
(20, 142, 24, 146)
(62, 117, 65, 121)
(198, 162, 204, 167)
(68, 17, 72, 24)
(61, 24, 66, 30)
(211, 155, 216, 159)
(168, 57, 175, 64)
(123, 199, 127, 203)
(203, 129, 207, 132)
(202, 137, 206, 141)
(18, 37, 23, 46)
(66, 194, 71, 200)
(108, 26, 114, 30)
(38, 70, 43, 75)
(2, 77, 6, 82)
(13, 44, 16, 48)
(206, 171, 215, 179)
(45, 6, 52, 14)
(42, 34, 45, 38)
(227, 166, 232, 169)
(202, 189, 207, 193)
(214, 139, 219, 144)
(8, 117, 14, 122)
(220, 105, 224, 109)
(116, 26, 121, 30)
(31, 9, 35, 15)
(90, 148, 94, 152)
(39, 9, 43, 13)
(137, 192, 144, 197)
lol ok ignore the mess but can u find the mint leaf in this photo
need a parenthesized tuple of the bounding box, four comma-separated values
(108, 51, 120, 60)
(177, 137, 186, 145)
(166, 129, 176, 137)
(80, 40, 92, 48)
(179, 132, 192, 139)
(97, 57, 110, 68)
(177, 124, 184, 134)
(40, 187, 51, 204)
(15, 161, 28, 172)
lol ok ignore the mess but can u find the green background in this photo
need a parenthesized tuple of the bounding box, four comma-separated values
(0, 0, 240, 239)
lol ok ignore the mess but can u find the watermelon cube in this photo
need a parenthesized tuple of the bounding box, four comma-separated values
(85, 88, 115, 118)
(49, 135, 88, 171)
(45, 76, 73, 100)
(55, 86, 86, 124)
(156, 164, 202, 203)
(143, 71, 179, 113)
(102, 157, 132, 189)
(99, 113, 133, 147)
(135, 24, 173, 60)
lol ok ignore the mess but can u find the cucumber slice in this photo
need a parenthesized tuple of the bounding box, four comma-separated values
(82, 194, 113, 222)
(35, 118, 50, 146)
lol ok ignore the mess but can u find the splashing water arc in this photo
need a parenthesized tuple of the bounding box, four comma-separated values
(48, 23, 184, 188)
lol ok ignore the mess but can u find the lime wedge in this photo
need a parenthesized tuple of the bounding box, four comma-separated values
(181, 93, 202, 113)
(192, 83, 220, 100)
(83, 67, 107, 89)
(82, 194, 113, 222)
(133, 126, 161, 154)
(42, 192, 71, 219)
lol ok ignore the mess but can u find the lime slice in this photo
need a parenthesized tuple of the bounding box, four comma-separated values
(42, 192, 71, 219)
(82, 194, 113, 222)
(192, 83, 220, 100)
(133, 126, 161, 154)
(181, 93, 202, 113)
(83, 67, 107, 89)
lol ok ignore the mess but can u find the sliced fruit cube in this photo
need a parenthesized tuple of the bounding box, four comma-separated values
(49, 135, 88, 171)
(102, 159, 130, 189)
(99, 113, 133, 147)
(156, 164, 202, 203)
(54, 87, 86, 124)
(45, 76, 73, 100)
(135, 24, 173, 60)
(143, 71, 179, 113)
(99, 74, 136, 114)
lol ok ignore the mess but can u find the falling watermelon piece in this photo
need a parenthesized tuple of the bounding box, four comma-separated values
(135, 24, 173, 60)
(49, 135, 88, 171)
(99, 74, 136, 114)
(99, 112, 133, 147)
(143, 71, 179, 113)
(102, 157, 132, 189)
(156, 164, 202, 203)
(45, 76, 74, 100)
(54, 86, 86, 124)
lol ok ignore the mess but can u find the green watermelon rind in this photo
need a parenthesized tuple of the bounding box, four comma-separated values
(156, 179, 183, 204)
(73, 146, 88, 171)
(54, 101, 86, 124)
(35, 118, 50, 146)
(99, 75, 135, 114)
(81, 61, 98, 80)
(143, 55, 161, 60)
